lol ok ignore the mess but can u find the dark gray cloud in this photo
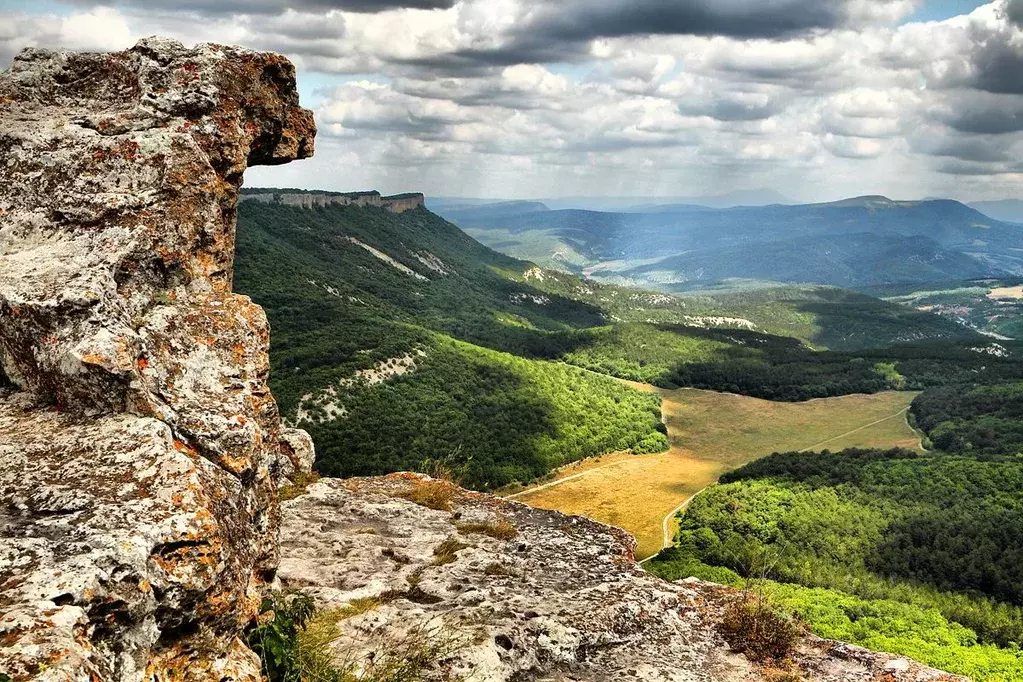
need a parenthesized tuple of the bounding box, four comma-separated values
(65, 0, 456, 14)
(523, 0, 871, 43)
(920, 137, 1012, 163)
(941, 101, 1023, 135)
(415, 0, 907, 70)
(970, 40, 1023, 94)
(1008, 0, 1023, 27)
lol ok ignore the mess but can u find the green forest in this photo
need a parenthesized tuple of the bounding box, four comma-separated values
(912, 382, 1023, 457)
(234, 197, 1023, 491)
(648, 433, 1023, 679)
(234, 200, 666, 489)
(308, 334, 667, 490)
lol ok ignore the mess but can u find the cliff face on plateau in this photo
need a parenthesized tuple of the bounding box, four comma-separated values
(239, 190, 426, 213)
(0, 38, 314, 682)
(0, 37, 962, 682)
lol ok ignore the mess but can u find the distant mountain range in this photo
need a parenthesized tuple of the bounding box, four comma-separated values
(429, 188, 791, 213)
(437, 195, 1023, 290)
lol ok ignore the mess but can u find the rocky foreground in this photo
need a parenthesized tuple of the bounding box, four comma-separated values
(0, 37, 962, 682)
(0, 37, 313, 682)
(279, 475, 963, 682)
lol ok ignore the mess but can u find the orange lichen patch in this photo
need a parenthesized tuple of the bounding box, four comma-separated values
(79, 353, 107, 366)
(137, 356, 150, 370)
(173, 440, 198, 456)
(217, 454, 252, 475)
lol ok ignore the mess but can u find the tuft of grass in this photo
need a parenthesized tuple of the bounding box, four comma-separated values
(455, 518, 517, 540)
(335, 597, 381, 620)
(280, 472, 320, 502)
(432, 538, 469, 566)
(397, 478, 457, 512)
(764, 668, 803, 682)
(718, 593, 803, 664)
(251, 590, 459, 682)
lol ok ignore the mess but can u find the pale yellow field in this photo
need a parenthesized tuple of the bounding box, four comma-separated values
(513, 387, 921, 559)
(989, 285, 1023, 300)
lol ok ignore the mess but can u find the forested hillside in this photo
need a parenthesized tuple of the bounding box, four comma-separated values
(234, 193, 1016, 488)
(234, 199, 667, 489)
(648, 382, 1023, 680)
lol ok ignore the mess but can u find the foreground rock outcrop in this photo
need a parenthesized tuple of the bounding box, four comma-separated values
(280, 475, 964, 682)
(0, 38, 313, 682)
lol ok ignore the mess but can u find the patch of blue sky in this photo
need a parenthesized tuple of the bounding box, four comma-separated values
(297, 71, 392, 107)
(904, 0, 990, 23)
(3, 0, 70, 13)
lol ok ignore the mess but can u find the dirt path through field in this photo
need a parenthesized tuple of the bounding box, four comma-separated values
(509, 385, 921, 559)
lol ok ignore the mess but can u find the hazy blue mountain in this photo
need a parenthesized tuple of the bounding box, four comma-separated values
(629, 233, 997, 289)
(444, 195, 1021, 288)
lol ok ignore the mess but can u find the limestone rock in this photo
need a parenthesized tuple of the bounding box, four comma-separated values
(279, 475, 966, 682)
(0, 35, 314, 415)
(0, 37, 314, 682)
(279, 427, 316, 480)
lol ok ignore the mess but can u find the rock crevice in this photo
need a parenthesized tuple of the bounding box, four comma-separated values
(0, 37, 314, 682)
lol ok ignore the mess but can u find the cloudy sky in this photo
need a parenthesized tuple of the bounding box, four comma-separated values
(2, 0, 1022, 202)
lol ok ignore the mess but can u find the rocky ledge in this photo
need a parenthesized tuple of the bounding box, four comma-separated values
(279, 475, 964, 682)
(0, 38, 313, 682)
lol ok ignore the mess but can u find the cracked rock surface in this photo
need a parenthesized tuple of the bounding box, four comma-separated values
(279, 475, 965, 682)
(0, 37, 314, 682)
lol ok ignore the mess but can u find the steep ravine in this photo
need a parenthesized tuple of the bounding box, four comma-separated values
(0, 39, 961, 682)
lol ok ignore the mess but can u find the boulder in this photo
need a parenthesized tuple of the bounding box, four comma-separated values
(0, 37, 314, 682)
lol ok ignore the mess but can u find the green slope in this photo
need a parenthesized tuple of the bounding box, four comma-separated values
(233, 193, 1015, 487)
(234, 200, 666, 489)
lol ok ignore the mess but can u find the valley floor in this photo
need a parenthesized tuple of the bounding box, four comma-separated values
(509, 387, 921, 558)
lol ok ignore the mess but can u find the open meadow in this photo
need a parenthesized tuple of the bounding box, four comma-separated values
(511, 387, 921, 558)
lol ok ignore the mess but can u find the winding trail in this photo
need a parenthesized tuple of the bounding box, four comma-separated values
(504, 460, 633, 500)
(797, 407, 911, 452)
(507, 384, 922, 560)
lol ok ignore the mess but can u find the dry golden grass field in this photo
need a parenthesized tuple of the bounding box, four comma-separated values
(511, 386, 922, 559)
(989, 285, 1023, 300)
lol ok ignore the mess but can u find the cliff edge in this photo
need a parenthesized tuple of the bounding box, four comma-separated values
(0, 38, 314, 682)
(279, 475, 965, 682)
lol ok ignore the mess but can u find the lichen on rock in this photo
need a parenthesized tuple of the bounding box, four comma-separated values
(0, 37, 314, 682)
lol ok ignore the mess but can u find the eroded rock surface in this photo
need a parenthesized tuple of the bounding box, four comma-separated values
(280, 475, 965, 682)
(0, 38, 314, 682)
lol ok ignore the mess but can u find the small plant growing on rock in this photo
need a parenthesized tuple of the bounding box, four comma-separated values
(718, 592, 802, 663)
(248, 591, 316, 682)
(398, 478, 457, 512)
(432, 537, 469, 565)
(455, 518, 517, 540)
(251, 591, 456, 682)
(280, 472, 321, 502)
